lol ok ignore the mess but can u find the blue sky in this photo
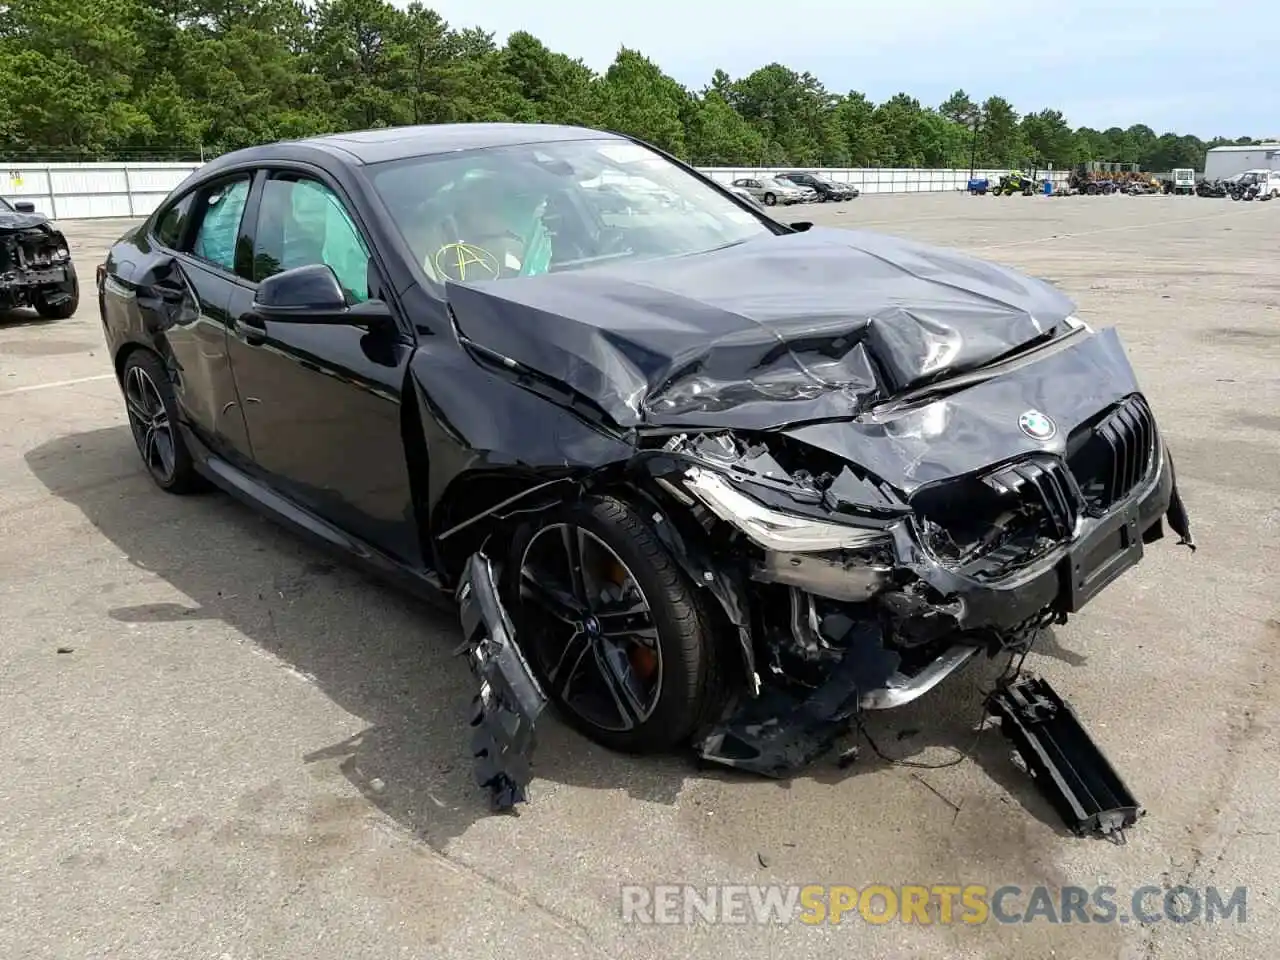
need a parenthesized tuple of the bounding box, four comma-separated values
(426, 0, 1278, 139)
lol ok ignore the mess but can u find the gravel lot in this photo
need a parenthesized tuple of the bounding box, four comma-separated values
(2, 193, 1277, 960)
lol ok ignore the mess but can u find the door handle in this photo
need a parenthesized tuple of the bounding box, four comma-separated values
(234, 312, 267, 346)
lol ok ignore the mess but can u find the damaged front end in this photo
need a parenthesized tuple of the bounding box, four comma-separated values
(442, 228, 1194, 811)
(452, 384, 1194, 807)
(0, 217, 76, 311)
(632, 392, 1193, 778)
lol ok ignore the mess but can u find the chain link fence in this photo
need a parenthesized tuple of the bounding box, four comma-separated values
(0, 146, 218, 164)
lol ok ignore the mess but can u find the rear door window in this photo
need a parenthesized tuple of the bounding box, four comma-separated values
(190, 177, 252, 272)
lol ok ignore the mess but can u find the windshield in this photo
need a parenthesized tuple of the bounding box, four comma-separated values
(367, 138, 774, 285)
(0, 197, 12, 212)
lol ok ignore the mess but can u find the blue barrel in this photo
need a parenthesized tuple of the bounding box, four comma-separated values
(1043, 179, 1053, 196)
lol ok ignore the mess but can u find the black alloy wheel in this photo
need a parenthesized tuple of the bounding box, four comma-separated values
(518, 522, 663, 735)
(120, 351, 204, 493)
(764, 192, 776, 206)
(125, 362, 176, 483)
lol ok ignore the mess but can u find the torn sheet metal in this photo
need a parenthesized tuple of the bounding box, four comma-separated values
(133, 258, 200, 330)
(782, 327, 1142, 494)
(986, 674, 1143, 838)
(456, 552, 547, 810)
(445, 226, 1077, 431)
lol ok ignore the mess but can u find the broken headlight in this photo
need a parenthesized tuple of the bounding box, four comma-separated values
(682, 467, 890, 553)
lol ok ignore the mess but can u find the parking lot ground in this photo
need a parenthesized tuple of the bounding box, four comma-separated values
(2, 194, 1278, 960)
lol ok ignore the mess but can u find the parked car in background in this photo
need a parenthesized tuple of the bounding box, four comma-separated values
(725, 183, 766, 210)
(775, 171, 858, 201)
(0, 196, 78, 318)
(730, 176, 808, 206)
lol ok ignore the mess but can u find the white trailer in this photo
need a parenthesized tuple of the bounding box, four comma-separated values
(1203, 144, 1280, 180)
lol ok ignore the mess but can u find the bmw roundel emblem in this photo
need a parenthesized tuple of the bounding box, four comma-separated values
(1018, 409, 1057, 441)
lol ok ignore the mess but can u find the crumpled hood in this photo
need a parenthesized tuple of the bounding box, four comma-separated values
(0, 210, 55, 232)
(784, 326, 1142, 494)
(445, 226, 1077, 430)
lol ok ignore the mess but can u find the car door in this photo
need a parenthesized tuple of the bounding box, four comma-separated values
(224, 168, 422, 566)
(144, 174, 257, 467)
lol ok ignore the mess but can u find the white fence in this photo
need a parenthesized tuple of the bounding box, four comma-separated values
(1, 161, 1071, 221)
(2, 162, 200, 220)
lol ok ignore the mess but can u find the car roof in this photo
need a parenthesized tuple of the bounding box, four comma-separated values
(200, 123, 623, 172)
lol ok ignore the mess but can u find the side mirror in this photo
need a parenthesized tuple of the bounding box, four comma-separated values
(790, 221, 813, 232)
(14, 201, 36, 214)
(253, 263, 395, 329)
(254, 263, 348, 316)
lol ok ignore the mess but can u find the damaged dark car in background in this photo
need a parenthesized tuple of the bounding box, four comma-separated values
(0, 196, 79, 318)
(97, 124, 1194, 822)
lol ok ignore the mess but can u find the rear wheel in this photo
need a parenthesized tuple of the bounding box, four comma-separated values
(763, 192, 776, 206)
(507, 496, 725, 754)
(120, 350, 205, 494)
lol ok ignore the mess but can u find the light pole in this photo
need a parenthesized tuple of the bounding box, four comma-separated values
(967, 110, 981, 181)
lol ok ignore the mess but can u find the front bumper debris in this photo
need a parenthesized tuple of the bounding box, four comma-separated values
(986, 674, 1143, 838)
(886, 440, 1191, 639)
(696, 619, 900, 776)
(0, 264, 75, 308)
(690, 439, 1192, 784)
(456, 552, 548, 811)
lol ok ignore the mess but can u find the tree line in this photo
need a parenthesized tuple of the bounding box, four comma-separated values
(0, 0, 1264, 170)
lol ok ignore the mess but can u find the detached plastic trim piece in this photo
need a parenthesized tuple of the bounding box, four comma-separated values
(986, 674, 1143, 838)
(456, 552, 548, 811)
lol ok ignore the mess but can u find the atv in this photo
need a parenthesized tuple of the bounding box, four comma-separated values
(991, 170, 1035, 196)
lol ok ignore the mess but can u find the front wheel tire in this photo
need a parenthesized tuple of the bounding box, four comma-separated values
(506, 495, 726, 754)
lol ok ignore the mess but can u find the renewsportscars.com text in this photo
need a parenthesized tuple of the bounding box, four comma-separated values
(620, 884, 1248, 926)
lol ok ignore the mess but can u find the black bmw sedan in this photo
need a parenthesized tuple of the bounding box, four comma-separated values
(98, 123, 1193, 807)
